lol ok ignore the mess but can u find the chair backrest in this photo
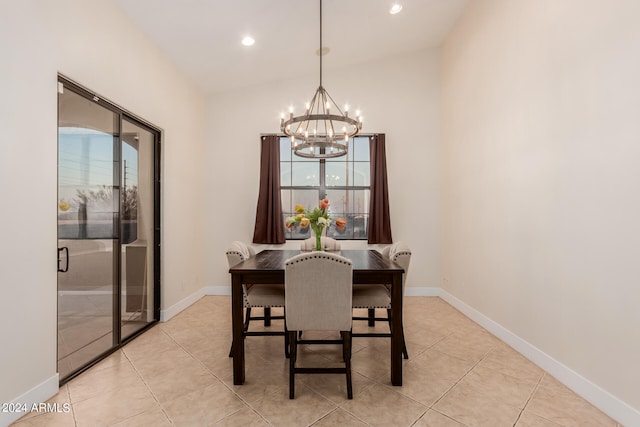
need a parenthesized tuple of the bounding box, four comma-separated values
(300, 236, 341, 251)
(385, 242, 411, 293)
(226, 241, 256, 267)
(285, 252, 353, 331)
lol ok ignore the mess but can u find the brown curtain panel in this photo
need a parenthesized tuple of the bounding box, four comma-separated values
(252, 135, 285, 244)
(368, 134, 393, 244)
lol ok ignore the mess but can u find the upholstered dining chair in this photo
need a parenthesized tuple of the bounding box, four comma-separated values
(285, 252, 353, 399)
(226, 241, 288, 357)
(299, 236, 341, 251)
(352, 241, 411, 359)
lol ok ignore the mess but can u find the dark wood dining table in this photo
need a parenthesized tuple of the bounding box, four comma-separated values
(229, 249, 405, 386)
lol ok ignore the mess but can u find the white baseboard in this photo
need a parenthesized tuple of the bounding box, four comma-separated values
(160, 288, 205, 322)
(439, 290, 640, 427)
(1, 374, 59, 427)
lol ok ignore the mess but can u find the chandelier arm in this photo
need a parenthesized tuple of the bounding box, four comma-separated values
(322, 89, 346, 116)
(307, 87, 321, 114)
(321, 88, 328, 137)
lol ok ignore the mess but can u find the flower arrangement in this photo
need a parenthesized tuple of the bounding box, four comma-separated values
(285, 198, 347, 251)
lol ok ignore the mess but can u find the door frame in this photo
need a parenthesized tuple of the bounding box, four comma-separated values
(57, 74, 162, 384)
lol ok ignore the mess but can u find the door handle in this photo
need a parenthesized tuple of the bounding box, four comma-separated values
(58, 247, 69, 272)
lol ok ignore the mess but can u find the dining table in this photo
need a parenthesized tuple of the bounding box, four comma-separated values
(228, 249, 405, 386)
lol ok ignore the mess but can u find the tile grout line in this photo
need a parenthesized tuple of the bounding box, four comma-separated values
(65, 384, 79, 427)
(160, 321, 274, 426)
(512, 373, 544, 427)
(121, 336, 177, 426)
(428, 345, 493, 410)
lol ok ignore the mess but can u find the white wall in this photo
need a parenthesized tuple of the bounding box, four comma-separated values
(204, 49, 442, 291)
(441, 0, 640, 417)
(0, 0, 205, 414)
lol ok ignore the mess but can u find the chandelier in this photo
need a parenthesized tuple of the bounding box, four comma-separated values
(280, 0, 362, 159)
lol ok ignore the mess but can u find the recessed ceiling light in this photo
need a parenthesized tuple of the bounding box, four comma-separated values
(389, 3, 403, 14)
(241, 36, 255, 46)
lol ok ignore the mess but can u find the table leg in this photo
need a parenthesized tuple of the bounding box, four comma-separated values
(264, 307, 271, 326)
(231, 274, 245, 384)
(390, 272, 403, 386)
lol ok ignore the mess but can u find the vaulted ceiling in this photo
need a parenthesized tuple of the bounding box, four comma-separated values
(112, 0, 469, 94)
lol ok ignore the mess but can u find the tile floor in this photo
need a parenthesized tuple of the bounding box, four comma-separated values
(12, 296, 621, 426)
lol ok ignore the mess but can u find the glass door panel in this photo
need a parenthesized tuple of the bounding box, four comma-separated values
(57, 88, 119, 380)
(121, 119, 156, 339)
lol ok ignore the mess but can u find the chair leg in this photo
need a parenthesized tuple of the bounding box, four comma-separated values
(342, 331, 353, 399)
(368, 308, 376, 326)
(387, 308, 409, 359)
(288, 330, 298, 399)
(244, 307, 252, 332)
(264, 307, 271, 326)
(402, 329, 409, 360)
(284, 322, 290, 359)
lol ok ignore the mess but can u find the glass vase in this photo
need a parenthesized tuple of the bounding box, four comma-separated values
(312, 224, 324, 251)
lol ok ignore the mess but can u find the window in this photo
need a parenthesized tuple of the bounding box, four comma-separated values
(280, 136, 370, 240)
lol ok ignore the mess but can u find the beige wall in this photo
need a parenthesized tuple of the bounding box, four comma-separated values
(441, 0, 640, 414)
(0, 0, 206, 408)
(204, 48, 442, 291)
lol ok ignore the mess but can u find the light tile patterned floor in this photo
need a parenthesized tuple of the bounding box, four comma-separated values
(12, 296, 621, 426)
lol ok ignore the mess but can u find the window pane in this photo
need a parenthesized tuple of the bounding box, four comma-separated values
(291, 162, 319, 186)
(281, 189, 291, 213)
(325, 162, 350, 187)
(353, 136, 370, 161)
(325, 189, 347, 215)
(353, 161, 370, 186)
(280, 162, 292, 186)
(351, 189, 370, 215)
(280, 138, 291, 161)
(289, 189, 320, 212)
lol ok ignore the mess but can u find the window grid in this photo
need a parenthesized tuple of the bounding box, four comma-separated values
(281, 136, 370, 240)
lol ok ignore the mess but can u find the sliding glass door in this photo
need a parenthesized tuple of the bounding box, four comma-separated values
(57, 77, 160, 382)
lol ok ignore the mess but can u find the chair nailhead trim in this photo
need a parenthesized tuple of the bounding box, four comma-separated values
(286, 253, 351, 266)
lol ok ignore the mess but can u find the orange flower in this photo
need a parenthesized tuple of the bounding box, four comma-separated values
(319, 197, 330, 209)
(335, 217, 347, 230)
(299, 217, 310, 228)
(285, 217, 296, 229)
